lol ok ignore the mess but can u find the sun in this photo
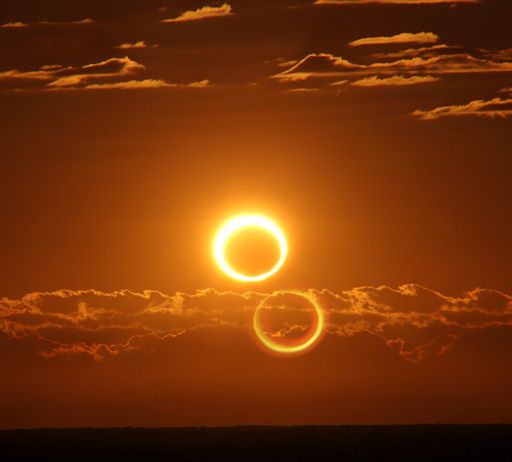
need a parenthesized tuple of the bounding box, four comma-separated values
(213, 214, 288, 282)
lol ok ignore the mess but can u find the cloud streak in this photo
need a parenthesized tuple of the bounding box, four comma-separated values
(1, 19, 94, 28)
(271, 39, 512, 102)
(351, 74, 440, 86)
(349, 32, 439, 47)
(1, 284, 511, 362)
(413, 97, 512, 119)
(274, 51, 512, 83)
(116, 41, 153, 50)
(81, 79, 210, 90)
(161, 3, 233, 23)
(314, 0, 480, 4)
(0, 57, 144, 87)
(0, 57, 210, 91)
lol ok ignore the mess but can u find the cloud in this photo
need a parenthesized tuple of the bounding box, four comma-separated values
(285, 87, 320, 93)
(271, 37, 512, 110)
(371, 44, 461, 59)
(162, 3, 233, 23)
(413, 97, 512, 119)
(349, 32, 439, 47)
(272, 49, 512, 89)
(47, 75, 88, 87)
(81, 79, 210, 90)
(379, 53, 512, 74)
(0, 57, 144, 88)
(328, 79, 349, 86)
(188, 80, 211, 88)
(1, 19, 94, 28)
(0, 22, 28, 28)
(0, 68, 57, 81)
(0, 56, 211, 92)
(266, 57, 300, 69)
(116, 41, 149, 50)
(272, 53, 363, 82)
(78, 56, 144, 76)
(314, 0, 479, 4)
(272, 33, 512, 100)
(351, 74, 440, 86)
(1, 284, 511, 362)
(484, 48, 512, 61)
(46, 56, 145, 88)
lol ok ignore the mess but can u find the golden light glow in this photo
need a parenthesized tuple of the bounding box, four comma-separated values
(253, 290, 325, 355)
(213, 214, 288, 282)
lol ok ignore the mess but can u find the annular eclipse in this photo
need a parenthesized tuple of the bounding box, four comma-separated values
(213, 214, 325, 355)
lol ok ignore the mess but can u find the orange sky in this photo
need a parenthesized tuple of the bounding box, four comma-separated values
(0, 0, 511, 428)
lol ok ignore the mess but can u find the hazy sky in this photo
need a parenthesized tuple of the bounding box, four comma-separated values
(0, 0, 511, 427)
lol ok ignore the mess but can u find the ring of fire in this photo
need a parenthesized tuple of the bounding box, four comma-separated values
(253, 290, 325, 355)
(213, 214, 288, 282)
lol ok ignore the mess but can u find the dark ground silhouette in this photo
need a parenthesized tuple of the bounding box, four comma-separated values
(0, 425, 510, 461)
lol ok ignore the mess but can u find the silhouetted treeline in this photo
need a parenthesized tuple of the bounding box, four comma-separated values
(0, 425, 510, 461)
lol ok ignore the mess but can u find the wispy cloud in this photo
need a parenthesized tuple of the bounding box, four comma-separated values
(0, 56, 210, 92)
(284, 87, 321, 93)
(0, 21, 28, 28)
(270, 31, 512, 117)
(413, 97, 512, 119)
(1, 18, 94, 28)
(82, 79, 210, 90)
(47, 56, 145, 88)
(349, 32, 439, 47)
(116, 41, 154, 50)
(0, 57, 143, 87)
(2, 285, 511, 362)
(272, 49, 512, 85)
(161, 3, 233, 23)
(0, 68, 59, 80)
(351, 74, 440, 86)
(314, 0, 480, 5)
(371, 44, 461, 59)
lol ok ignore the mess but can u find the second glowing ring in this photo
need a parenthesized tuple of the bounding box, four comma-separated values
(253, 290, 325, 355)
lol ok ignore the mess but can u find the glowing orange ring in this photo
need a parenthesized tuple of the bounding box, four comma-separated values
(213, 214, 288, 282)
(253, 290, 325, 355)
